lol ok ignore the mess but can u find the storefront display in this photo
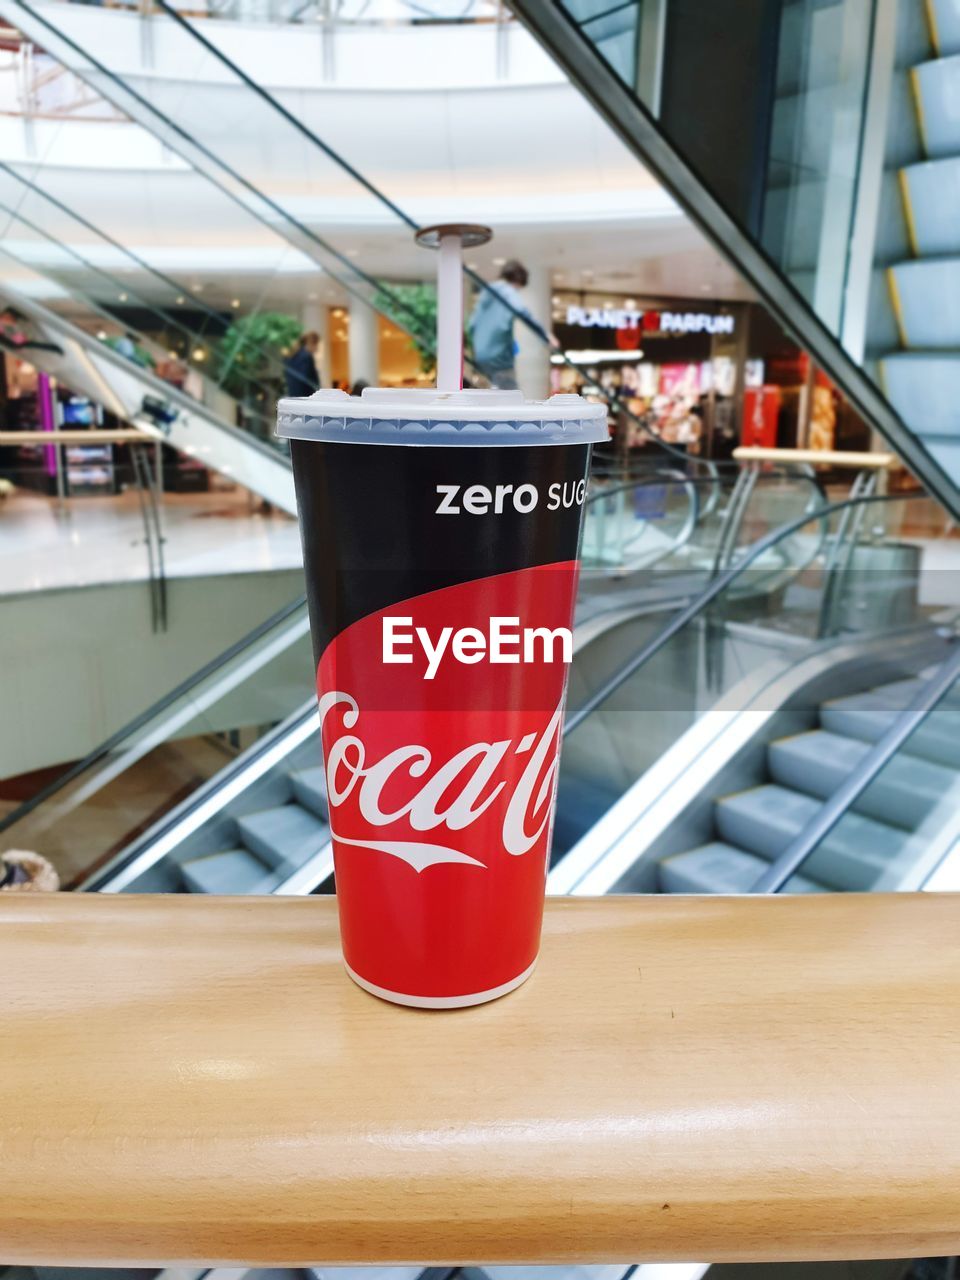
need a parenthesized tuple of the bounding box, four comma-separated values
(552, 290, 873, 464)
(551, 290, 744, 461)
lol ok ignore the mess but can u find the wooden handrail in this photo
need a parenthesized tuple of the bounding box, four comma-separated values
(733, 446, 895, 469)
(0, 429, 154, 445)
(2, 893, 959, 1266)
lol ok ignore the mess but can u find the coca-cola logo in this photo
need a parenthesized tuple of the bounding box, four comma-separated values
(319, 690, 563, 873)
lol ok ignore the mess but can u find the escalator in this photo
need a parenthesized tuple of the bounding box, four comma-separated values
(550, 486, 960, 900)
(0, 464, 832, 893)
(878, 1, 960, 476)
(0, 278, 297, 511)
(505, 0, 960, 518)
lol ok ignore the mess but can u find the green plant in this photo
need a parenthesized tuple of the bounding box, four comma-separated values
(374, 283, 439, 375)
(216, 311, 303, 400)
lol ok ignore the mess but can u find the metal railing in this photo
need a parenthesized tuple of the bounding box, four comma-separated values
(563, 488, 928, 736)
(751, 638, 960, 893)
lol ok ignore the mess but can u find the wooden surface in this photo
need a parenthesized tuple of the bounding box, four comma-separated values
(0, 429, 153, 445)
(2, 892, 960, 1267)
(733, 445, 895, 469)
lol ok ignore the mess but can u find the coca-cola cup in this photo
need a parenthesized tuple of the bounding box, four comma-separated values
(278, 386, 606, 1006)
(280, 224, 606, 1006)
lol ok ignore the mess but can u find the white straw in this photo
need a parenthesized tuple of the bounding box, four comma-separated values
(436, 232, 463, 392)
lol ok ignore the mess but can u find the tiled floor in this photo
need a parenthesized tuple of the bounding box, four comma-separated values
(0, 486, 302, 597)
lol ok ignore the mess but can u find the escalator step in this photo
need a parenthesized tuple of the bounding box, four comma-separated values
(900, 157, 960, 256)
(715, 784, 915, 890)
(180, 848, 280, 895)
(821, 689, 960, 769)
(929, 0, 960, 56)
(289, 765, 329, 820)
(768, 730, 960, 830)
(658, 843, 824, 895)
(888, 258, 960, 347)
(911, 54, 960, 158)
(238, 804, 331, 876)
(879, 352, 960, 447)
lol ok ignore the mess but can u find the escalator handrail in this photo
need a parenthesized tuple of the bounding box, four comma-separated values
(751, 639, 960, 894)
(562, 489, 930, 737)
(0, 593, 308, 838)
(583, 468, 701, 574)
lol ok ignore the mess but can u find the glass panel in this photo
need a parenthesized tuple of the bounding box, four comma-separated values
(0, 600, 311, 888)
(555, 490, 952, 860)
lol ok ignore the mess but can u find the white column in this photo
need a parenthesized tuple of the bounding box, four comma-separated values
(301, 299, 330, 389)
(348, 296, 380, 389)
(513, 263, 552, 400)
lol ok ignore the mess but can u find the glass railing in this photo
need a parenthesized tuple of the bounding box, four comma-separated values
(89, 0, 511, 23)
(0, 466, 848, 894)
(0, 159, 287, 410)
(0, 245, 282, 450)
(554, 488, 952, 858)
(1, 11, 445, 392)
(0, 594, 311, 888)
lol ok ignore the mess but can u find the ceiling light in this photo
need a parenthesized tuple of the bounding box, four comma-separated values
(118, 292, 128, 302)
(345, 249, 359, 258)
(191, 283, 203, 293)
(176, 296, 185, 305)
(625, 299, 637, 308)
(492, 257, 506, 266)
(168, 349, 177, 359)
(192, 346, 207, 361)
(96, 330, 107, 340)
(230, 298, 241, 309)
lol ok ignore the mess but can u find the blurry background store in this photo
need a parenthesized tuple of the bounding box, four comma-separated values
(550, 291, 875, 466)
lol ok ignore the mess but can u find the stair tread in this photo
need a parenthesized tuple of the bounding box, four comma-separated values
(768, 729, 960, 830)
(822, 687, 960, 768)
(716, 784, 916, 890)
(238, 804, 331, 874)
(659, 843, 825, 895)
(289, 765, 329, 819)
(912, 55, 960, 160)
(181, 848, 280, 895)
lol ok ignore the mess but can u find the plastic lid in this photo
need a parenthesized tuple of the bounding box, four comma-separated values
(276, 387, 609, 447)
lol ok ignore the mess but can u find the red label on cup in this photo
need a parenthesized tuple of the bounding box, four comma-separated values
(318, 561, 579, 1003)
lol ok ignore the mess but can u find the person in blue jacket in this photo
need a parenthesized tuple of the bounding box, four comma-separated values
(468, 261, 551, 390)
(284, 331, 321, 397)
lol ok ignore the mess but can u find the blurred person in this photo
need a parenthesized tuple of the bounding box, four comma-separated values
(0, 306, 63, 357)
(284, 330, 321, 397)
(468, 260, 554, 390)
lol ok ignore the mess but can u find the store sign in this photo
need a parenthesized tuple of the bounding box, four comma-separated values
(565, 305, 735, 336)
